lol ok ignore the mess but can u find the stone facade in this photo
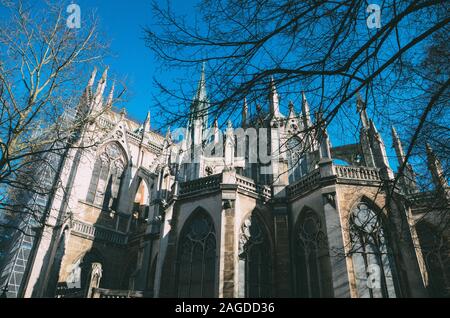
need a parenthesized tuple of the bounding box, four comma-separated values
(1, 66, 449, 298)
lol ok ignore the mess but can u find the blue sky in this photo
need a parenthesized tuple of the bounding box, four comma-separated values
(76, 0, 196, 127)
(80, 0, 433, 175)
(1, 0, 431, 173)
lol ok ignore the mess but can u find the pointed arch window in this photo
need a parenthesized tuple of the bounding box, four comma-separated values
(416, 222, 450, 297)
(287, 137, 307, 183)
(239, 215, 272, 298)
(86, 143, 126, 210)
(294, 210, 328, 297)
(177, 211, 216, 298)
(350, 202, 400, 298)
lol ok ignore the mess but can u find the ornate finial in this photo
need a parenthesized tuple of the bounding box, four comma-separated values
(356, 92, 366, 113)
(106, 81, 115, 107)
(165, 127, 172, 141)
(144, 110, 151, 132)
(100, 66, 109, 83)
(88, 67, 97, 87)
(289, 100, 294, 112)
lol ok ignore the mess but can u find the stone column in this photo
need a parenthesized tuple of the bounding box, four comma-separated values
(155, 203, 178, 298)
(322, 191, 351, 298)
(219, 169, 237, 298)
(272, 203, 291, 297)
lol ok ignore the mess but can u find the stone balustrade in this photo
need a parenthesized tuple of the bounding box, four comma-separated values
(98, 117, 115, 129)
(236, 175, 271, 199)
(179, 174, 222, 196)
(286, 169, 321, 198)
(126, 130, 142, 142)
(335, 165, 381, 182)
(72, 220, 127, 245)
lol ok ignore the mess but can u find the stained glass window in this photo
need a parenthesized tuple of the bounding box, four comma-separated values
(350, 202, 400, 298)
(86, 143, 126, 210)
(287, 137, 306, 182)
(177, 211, 216, 298)
(416, 222, 450, 297)
(238, 215, 272, 298)
(294, 210, 326, 297)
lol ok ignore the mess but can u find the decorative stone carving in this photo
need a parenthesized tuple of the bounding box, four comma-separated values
(323, 192, 336, 209)
(205, 166, 214, 176)
(86, 263, 102, 298)
(222, 199, 233, 210)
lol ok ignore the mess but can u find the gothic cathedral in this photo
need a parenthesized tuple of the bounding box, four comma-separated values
(1, 66, 449, 298)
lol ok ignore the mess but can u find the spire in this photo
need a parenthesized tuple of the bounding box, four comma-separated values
(97, 67, 108, 92)
(287, 100, 296, 119)
(391, 126, 406, 166)
(392, 126, 417, 193)
(190, 63, 209, 124)
(106, 81, 115, 109)
(288, 100, 294, 112)
(195, 62, 207, 101)
(213, 118, 220, 144)
(88, 67, 97, 88)
(78, 67, 97, 115)
(144, 110, 151, 133)
(426, 143, 448, 190)
(225, 120, 234, 167)
(357, 93, 370, 129)
(93, 67, 109, 111)
(256, 104, 263, 127)
(163, 127, 174, 164)
(165, 127, 172, 143)
(301, 91, 313, 128)
(269, 76, 280, 117)
(369, 119, 379, 135)
(242, 97, 248, 128)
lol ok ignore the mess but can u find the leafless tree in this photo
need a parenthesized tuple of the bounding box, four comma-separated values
(145, 0, 448, 163)
(145, 0, 449, 296)
(0, 0, 117, 236)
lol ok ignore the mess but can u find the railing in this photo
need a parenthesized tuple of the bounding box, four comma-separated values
(98, 117, 115, 129)
(72, 220, 127, 245)
(407, 190, 445, 208)
(179, 174, 222, 196)
(126, 130, 142, 142)
(236, 175, 271, 199)
(91, 288, 144, 298)
(335, 165, 381, 182)
(287, 169, 321, 198)
(126, 130, 164, 153)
